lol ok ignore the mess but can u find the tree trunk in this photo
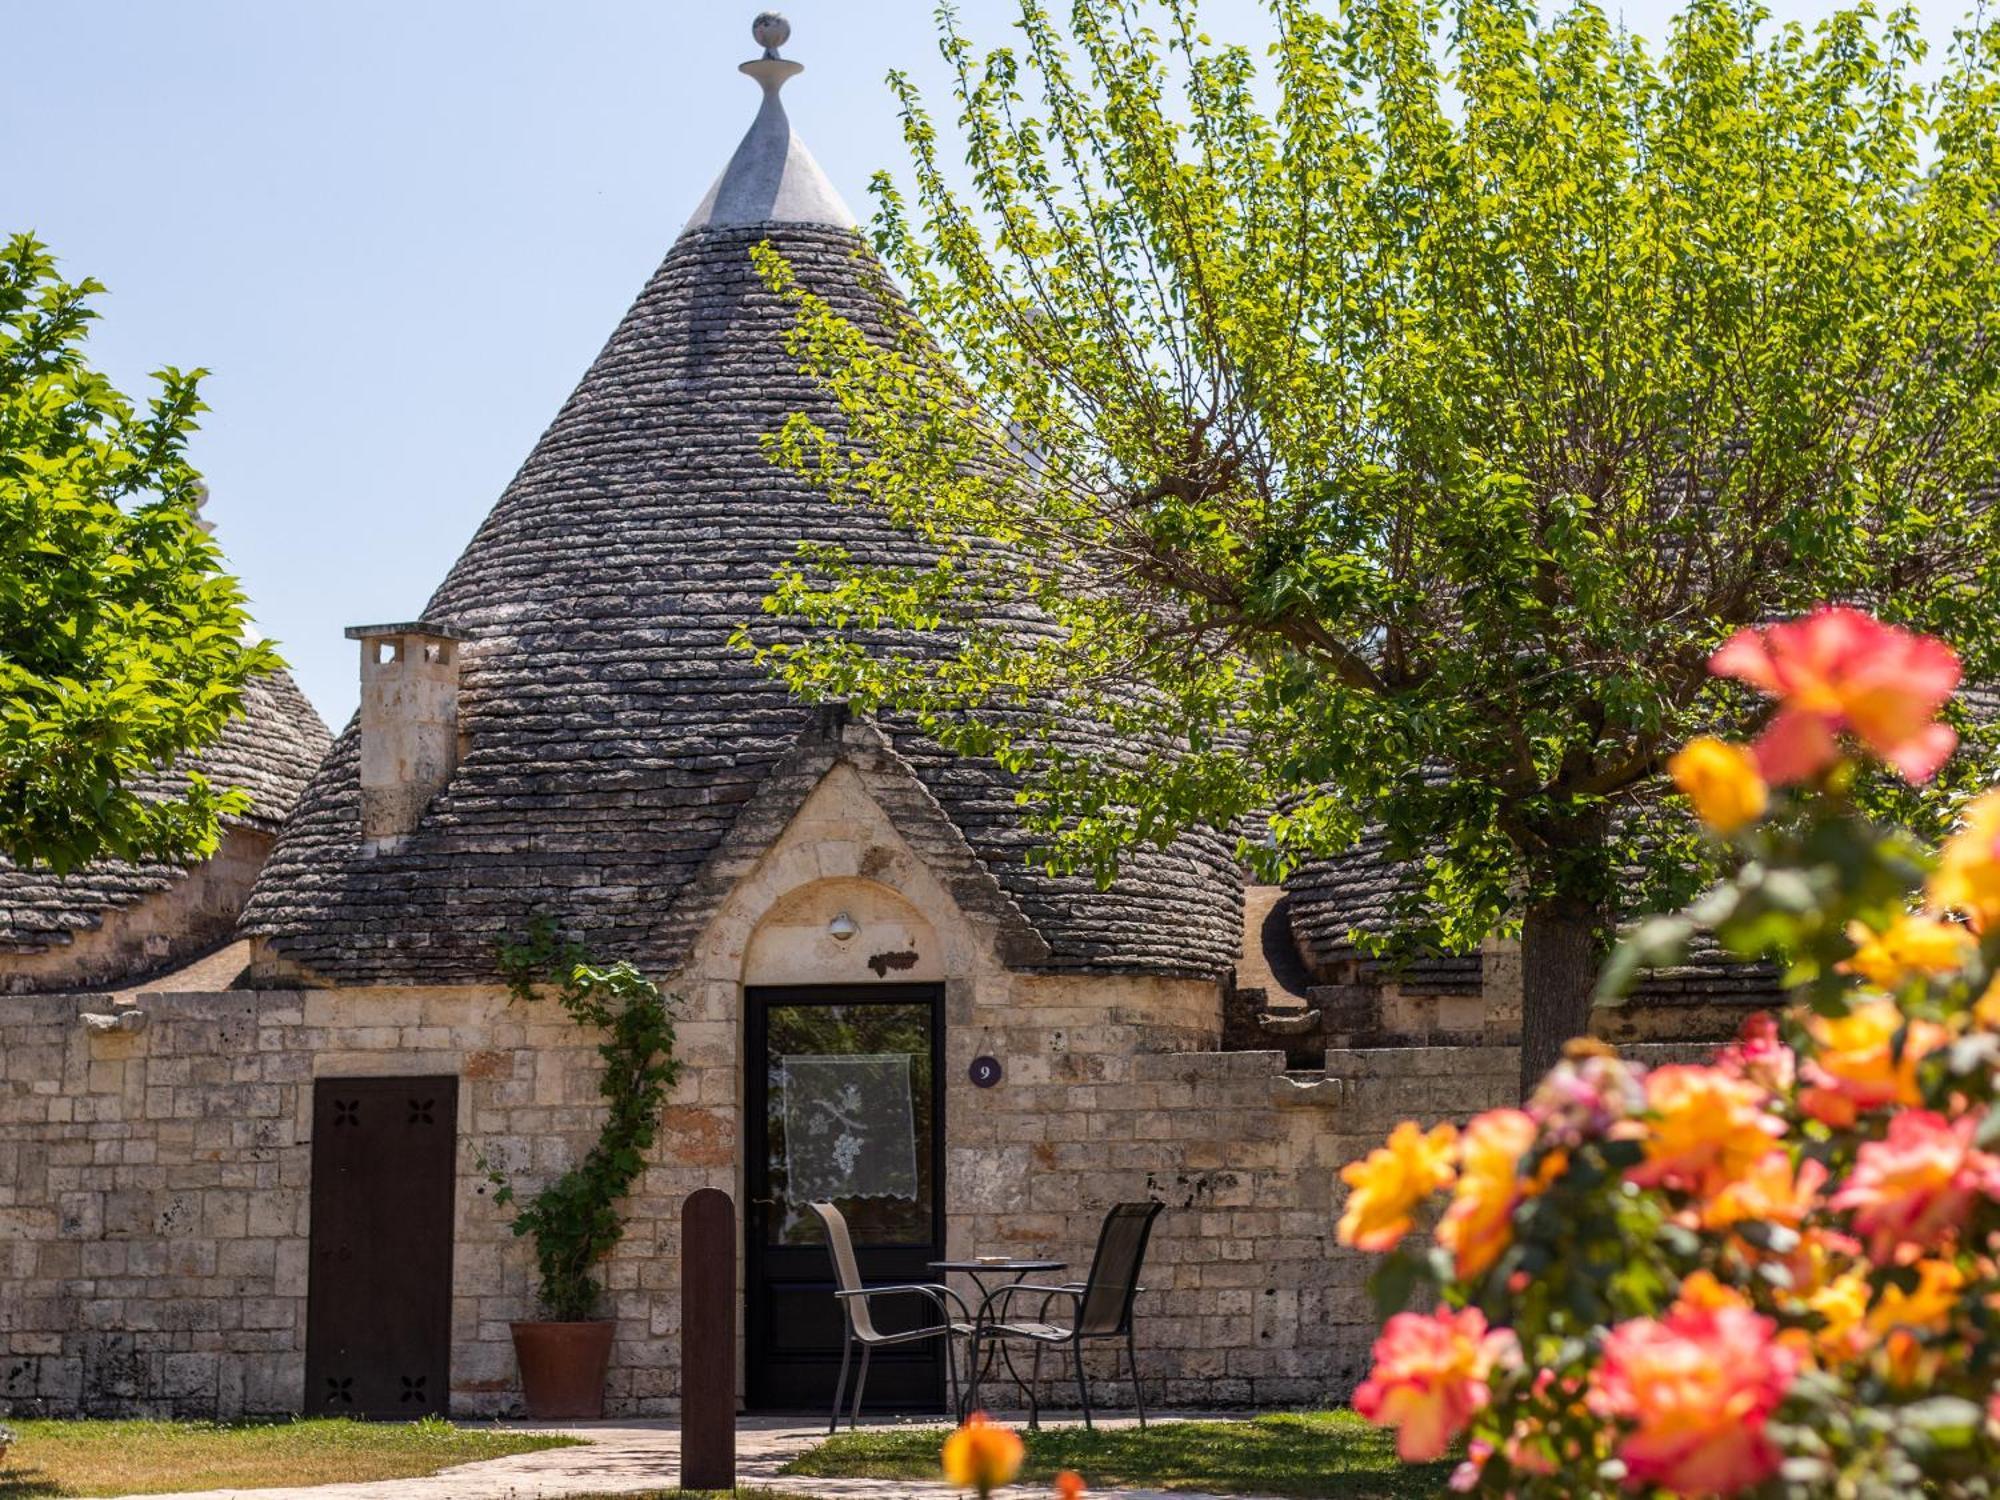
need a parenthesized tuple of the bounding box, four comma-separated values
(1518, 891, 1601, 1098)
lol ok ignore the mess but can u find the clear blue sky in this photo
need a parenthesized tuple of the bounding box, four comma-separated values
(2, 0, 1973, 724)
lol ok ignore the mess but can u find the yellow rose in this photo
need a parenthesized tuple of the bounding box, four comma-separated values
(1974, 977, 2000, 1030)
(1338, 1121, 1458, 1252)
(1808, 1270, 1870, 1362)
(1929, 790, 2000, 930)
(1436, 1109, 1539, 1280)
(1867, 1258, 1963, 1342)
(1669, 736, 1769, 835)
(1841, 912, 1975, 989)
(1701, 1151, 1825, 1232)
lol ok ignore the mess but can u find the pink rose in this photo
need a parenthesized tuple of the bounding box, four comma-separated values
(1589, 1303, 1798, 1495)
(1831, 1108, 2000, 1260)
(1709, 606, 1959, 783)
(1354, 1306, 1518, 1462)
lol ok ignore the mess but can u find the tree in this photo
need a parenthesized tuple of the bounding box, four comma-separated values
(749, 0, 2000, 1089)
(0, 233, 279, 872)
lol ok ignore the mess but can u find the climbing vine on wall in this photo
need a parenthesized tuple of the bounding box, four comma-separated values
(482, 919, 682, 1322)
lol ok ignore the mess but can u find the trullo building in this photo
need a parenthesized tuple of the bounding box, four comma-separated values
(0, 669, 327, 997)
(0, 19, 1755, 1421)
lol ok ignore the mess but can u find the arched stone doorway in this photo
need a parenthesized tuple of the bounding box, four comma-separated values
(740, 877, 949, 1413)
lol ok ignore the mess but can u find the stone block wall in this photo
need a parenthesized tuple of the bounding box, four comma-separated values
(1, 972, 1721, 1420)
(947, 1026, 1520, 1410)
(0, 985, 736, 1419)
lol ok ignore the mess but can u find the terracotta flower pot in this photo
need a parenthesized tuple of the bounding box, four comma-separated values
(510, 1320, 615, 1418)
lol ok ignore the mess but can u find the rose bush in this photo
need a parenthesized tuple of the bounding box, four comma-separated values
(1339, 607, 2000, 1497)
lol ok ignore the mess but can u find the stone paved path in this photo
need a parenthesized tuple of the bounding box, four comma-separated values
(101, 1414, 1248, 1500)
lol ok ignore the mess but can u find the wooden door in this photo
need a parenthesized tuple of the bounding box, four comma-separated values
(305, 1076, 457, 1417)
(744, 985, 945, 1412)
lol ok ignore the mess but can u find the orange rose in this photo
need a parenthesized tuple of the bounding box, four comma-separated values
(1628, 1065, 1785, 1200)
(942, 1413, 1026, 1497)
(1702, 1151, 1826, 1233)
(1798, 998, 1946, 1127)
(1673, 1269, 1752, 1314)
(1880, 1328, 1943, 1387)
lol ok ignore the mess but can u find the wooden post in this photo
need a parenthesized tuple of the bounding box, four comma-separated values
(680, 1187, 736, 1489)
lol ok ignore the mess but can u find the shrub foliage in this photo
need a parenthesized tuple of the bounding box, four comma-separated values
(1339, 610, 2000, 1497)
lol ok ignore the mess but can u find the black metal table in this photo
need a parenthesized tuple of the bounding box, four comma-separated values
(930, 1258, 1068, 1419)
(930, 1257, 1068, 1295)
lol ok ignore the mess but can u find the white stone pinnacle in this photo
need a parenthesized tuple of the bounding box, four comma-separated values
(680, 12, 856, 233)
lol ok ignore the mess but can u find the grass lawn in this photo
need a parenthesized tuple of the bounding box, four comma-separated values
(0, 1416, 578, 1498)
(781, 1411, 1451, 1499)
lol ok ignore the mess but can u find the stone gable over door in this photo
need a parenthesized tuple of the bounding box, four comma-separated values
(675, 711, 1046, 998)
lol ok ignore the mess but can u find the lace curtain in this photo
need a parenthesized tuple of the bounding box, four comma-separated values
(778, 1052, 920, 1204)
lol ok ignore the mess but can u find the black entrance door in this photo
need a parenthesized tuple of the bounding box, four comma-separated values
(305, 1076, 457, 1417)
(745, 985, 945, 1412)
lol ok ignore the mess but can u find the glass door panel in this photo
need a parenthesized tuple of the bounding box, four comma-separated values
(762, 999, 936, 1247)
(745, 985, 944, 1412)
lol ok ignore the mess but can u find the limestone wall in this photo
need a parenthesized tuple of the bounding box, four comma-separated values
(0, 971, 1539, 1420)
(947, 1034, 1518, 1409)
(0, 984, 726, 1419)
(0, 753, 1733, 1421)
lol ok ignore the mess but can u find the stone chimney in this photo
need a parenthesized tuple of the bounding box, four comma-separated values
(344, 621, 469, 851)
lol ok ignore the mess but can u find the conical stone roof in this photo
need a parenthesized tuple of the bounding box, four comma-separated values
(241, 31, 1242, 986)
(0, 667, 329, 957)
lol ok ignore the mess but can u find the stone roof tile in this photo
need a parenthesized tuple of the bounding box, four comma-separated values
(0, 668, 330, 954)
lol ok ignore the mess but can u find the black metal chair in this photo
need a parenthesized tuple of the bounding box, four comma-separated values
(965, 1200, 1163, 1430)
(809, 1201, 972, 1432)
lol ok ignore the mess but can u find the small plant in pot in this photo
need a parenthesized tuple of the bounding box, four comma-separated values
(484, 921, 681, 1419)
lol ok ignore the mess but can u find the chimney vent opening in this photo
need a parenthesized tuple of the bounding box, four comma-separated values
(343, 621, 471, 850)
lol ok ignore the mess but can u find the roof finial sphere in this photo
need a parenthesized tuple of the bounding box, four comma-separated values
(752, 12, 790, 56)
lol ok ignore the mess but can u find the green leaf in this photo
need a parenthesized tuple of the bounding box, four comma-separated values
(1898, 1396, 1985, 1449)
(1367, 1251, 1420, 1319)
